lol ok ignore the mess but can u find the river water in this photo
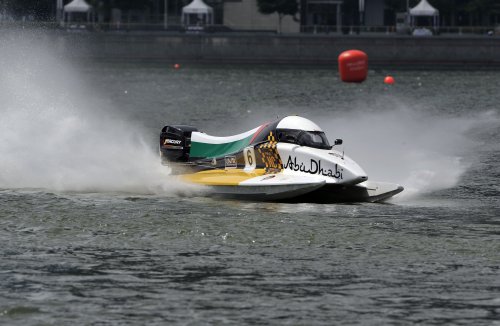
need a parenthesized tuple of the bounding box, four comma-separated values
(0, 36, 499, 325)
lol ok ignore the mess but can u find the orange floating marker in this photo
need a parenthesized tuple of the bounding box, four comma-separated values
(384, 76, 395, 85)
(338, 50, 368, 83)
(173, 63, 180, 69)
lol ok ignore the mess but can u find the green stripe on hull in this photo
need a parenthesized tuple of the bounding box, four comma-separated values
(190, 136, 253, 158)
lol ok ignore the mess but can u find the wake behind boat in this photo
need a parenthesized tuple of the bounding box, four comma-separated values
(159, 116, 403, 202)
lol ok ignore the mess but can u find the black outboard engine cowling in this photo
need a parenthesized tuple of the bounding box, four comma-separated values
(160, 125, 198, 165)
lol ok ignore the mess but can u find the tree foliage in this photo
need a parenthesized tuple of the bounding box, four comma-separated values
(256, 0, 298, 33)
(257, 0, 298, 16)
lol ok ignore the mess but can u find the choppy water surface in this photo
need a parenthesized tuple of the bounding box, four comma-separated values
(1, 37, 499, 325)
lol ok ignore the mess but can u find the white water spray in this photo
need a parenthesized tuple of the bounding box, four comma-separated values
(0, 32, 187, 194)
(321, 105, 495, 199)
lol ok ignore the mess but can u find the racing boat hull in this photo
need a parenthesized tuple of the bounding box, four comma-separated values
(180, 169, 326, 201)
(293, 181, 404, 203)
(192, 179, 402, 203)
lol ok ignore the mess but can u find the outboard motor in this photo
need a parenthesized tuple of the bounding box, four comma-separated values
(160, 125, 198, 165)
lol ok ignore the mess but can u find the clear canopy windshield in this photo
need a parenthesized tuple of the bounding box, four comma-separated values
(277, 129, 331, 150)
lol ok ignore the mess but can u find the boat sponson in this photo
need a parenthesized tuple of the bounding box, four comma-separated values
(293, 181, 404, 203)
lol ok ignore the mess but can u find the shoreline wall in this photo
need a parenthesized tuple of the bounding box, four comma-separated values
(51, 32, 500, 67)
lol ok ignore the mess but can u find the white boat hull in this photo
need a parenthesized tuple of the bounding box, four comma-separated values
(203, 179, 403, 203)
(296, 181, 404, 203)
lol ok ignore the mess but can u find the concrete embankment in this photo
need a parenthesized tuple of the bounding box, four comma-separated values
(49, 31, 500, 67)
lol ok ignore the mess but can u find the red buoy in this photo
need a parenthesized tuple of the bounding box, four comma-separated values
(338, 50, 368, 83)
(384, 75, 395, 85)
(173, 63, 180, 69)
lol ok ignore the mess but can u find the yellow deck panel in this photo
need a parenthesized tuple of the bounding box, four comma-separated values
(181, 169, 267, 186)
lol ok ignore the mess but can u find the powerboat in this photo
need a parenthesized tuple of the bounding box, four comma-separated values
(160, 116, 403, 202)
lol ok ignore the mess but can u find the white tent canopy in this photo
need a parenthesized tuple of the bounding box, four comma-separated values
(182, 0, 214, 25)
(409, 0, 438, 16)
(64, 0, 91, 13)
(63, 0, 94, 26)
(409, 0, 439, 31)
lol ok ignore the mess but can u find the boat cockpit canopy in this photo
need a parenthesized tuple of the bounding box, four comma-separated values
(277, 129, 332, 150)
